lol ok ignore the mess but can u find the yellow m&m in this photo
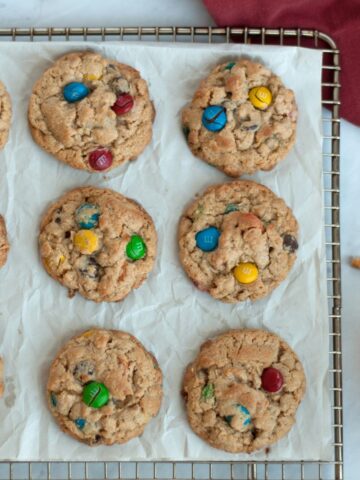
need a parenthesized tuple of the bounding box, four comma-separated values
(249, 86, 272, 110)
(233, 262, 259, 284)
(83, 73, 102, 82)
(73, 230, 99, 255)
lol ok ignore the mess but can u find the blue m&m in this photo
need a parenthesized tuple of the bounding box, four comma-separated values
(225, 404, 251, 430)
(63, 82, 89, 103)
(202, 105, 227, 132)
(75, 203, 100, 230)
(74, 418, 86, 430)
(225, 62, 236, 70)
(195, 226, 220, 252)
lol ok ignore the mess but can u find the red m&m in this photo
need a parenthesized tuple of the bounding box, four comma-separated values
(88, 149, 113, 171)
(111, 93, 134, 115)
(261, 367, 284, 393)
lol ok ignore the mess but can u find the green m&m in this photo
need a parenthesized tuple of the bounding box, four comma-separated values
(82, 381, 109, 409)
(126, 235, 147, 260)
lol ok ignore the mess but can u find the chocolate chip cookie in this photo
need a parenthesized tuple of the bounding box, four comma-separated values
(47, 329, 163, 446)
(0, 215, 9, 269)
(28, 51, 155, 172)
(182, 329, 306, 453)
(0, 80, 11, 150)
(178, 180, 298, 303)
(182, 59, 297, 177)
(39, 186, 157, 302)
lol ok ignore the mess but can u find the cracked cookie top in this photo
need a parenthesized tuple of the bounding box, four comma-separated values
(28, 51, 155, 172)
(0, 80, 11, 150)
(47, 329, 163, 446)
(182, 329, 306, 453)
(39, 186, 157, 302)
(0, 215, 9, 269)
(178, 180, 298, 303)
(182, 59, 297, 177)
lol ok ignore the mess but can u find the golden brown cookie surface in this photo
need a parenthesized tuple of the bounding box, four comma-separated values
(178, 180, 298, 303)
(182, 59, 297, 177)
(28, 51, 154, 172)
(0, 80, 11, 150)
(39, 186, 157, 302)
(47, 329, 163, 446)
(182, 329, 306, 453)
(0, 215, 9, 269)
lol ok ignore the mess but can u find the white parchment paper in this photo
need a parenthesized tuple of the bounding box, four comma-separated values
(0, 41, 332, 461)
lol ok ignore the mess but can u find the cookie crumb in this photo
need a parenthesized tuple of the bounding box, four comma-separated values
(351, 257, 360, 269)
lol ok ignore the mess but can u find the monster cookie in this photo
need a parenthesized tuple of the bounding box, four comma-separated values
(0, 80, 11, 150)
(39, 186, 157, 302)
(182, 59, 297, 177)
(178, 180, 298, 303)
(47, 329, 163, 445)
(28, 51, 155, 172)
(182, 329, 306, 453)
(0, 215, 9, 269)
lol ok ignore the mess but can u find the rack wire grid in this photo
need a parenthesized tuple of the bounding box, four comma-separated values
(0, 26, 342, 480)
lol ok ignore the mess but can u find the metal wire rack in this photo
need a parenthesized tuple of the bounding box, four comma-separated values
(0, 26, 342, 480)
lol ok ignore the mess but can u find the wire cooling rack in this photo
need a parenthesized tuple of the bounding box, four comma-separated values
(0, 26, 342, 480)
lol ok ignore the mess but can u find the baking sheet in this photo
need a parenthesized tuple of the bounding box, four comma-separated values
(0, 41, 332, 461)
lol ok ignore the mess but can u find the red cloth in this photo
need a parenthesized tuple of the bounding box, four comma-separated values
(203, 0, 360, 126)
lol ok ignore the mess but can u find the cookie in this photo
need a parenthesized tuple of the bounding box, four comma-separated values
(47, 329, 163, 446)
(39, 186, 157, 302)
(178, 180, 298, 303)
(0, 215, 9, 269)
(0, 80, 11, 150)
(182, 329, 306, 453)
(0, 356, 4, 398)
(28, 51, 155, 172)
(182, 59, 297, 177)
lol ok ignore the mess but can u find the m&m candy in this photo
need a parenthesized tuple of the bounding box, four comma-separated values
(88, 149, 113, 171)
(248, 86, 272, 110)
(82, 381, 109, 409)
(74, 418, 86, 429)
(261, 367, 284, 393)
(225, 404, 251, 430)
(63, 82, 90, 103)
(126, 235, 147, 260)
(73, 230, 99, 255)
(233, 262, 259, 284)
(76, 204, 100, 230)
(225, 62, 236, 70)
(202, 105, 227, 132)
(195, 226, 220, 252)
(83, 73, 101, 82)
(112, 93, 134, 115)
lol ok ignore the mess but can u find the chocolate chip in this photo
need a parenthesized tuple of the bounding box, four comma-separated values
(283, 234, 298, 253)
(55, 217, 61, 224)
(79, 257, 101, 279)
(242, 124, 259, 131)
(65, 231, 71, 239)
(73, 360, 95, 383)
(94, 434, 102, 443)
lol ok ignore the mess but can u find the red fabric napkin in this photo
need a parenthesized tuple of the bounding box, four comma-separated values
(203, 0, 360, 126)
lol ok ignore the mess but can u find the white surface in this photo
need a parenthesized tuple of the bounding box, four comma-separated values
(0, 0, 357, 477)
(0, 40, 330, 462)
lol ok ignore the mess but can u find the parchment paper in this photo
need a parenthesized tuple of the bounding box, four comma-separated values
(0, 41, 332, 461)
